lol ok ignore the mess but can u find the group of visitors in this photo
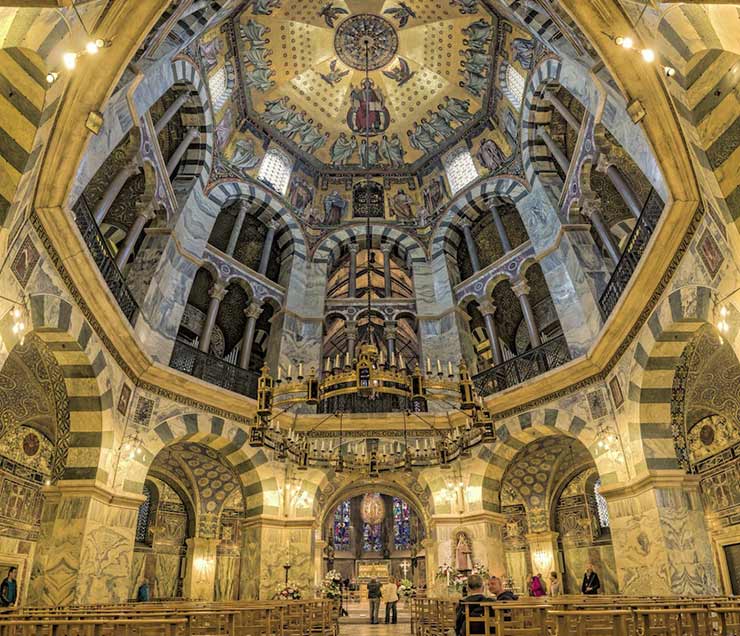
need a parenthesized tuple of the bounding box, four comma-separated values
(456, 565, 601, 635)
(366, 576, 400, 624)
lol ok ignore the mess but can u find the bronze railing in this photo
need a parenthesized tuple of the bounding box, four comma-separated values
(169, 339, 260, 398)
(72, 196, 140, 325)
(473, 334, 570, 397)
(598, 188, 664, 318)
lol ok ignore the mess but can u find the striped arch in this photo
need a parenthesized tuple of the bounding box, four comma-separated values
(476, 407, 606, 513)
(654, 6, 740, 245)
(520, 56, 563, 184)
(627, 285, 721, 476)
(206, 180, 306, 262)
(134, 413, 277, 517)
(0, 294, 114, 485)
(171, 58, 214, 191)
(499, 0, 564, 49)
(431, 175, 530, 261)
(313, 224, 426, 266)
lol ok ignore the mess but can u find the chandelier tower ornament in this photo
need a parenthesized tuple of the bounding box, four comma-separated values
(334, 14, 398, 71)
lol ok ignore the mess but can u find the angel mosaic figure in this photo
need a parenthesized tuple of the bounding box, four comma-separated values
(319, 3, 348, 27)
(384, 2, 417, 27)
(320, 59, 350, 87)
(250, 0, 280, 15)
(390, 189, 415, 220)
(450, 0, 479, 15)
(383, 57, 415, 86)
(476, 139, 507, 171)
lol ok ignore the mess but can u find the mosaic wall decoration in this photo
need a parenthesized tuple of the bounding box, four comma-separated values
(10, 235, 40, 287)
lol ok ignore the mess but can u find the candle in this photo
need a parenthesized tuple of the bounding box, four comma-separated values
(345, 351, 350, 367)
(399, 353, 405, 370)
(426, 357, 431, 374)
(325, 357, 331, 372)
(379, 350, 385, 365)
(277, 366, 282, 380)
(390, 351, 396, 367)
(335, 353, 341, 368)
(437, 359, 442, 374)
(298, 363, 303, 377)
(448, 361, 453, 376)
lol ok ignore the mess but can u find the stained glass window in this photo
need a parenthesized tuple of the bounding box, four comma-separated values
(333, 499, 351, 550)
(393, 496, 412, 550)
(594, 479, 610, 528)
(444, 146, 479, 194)
(363, 522, 383, 552)
(258, 148, 292, 195)
(503, 63, 526, 111)
(135, 484, 152, 543)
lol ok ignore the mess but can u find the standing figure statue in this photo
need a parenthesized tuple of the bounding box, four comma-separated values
(455, 534, 473, 571)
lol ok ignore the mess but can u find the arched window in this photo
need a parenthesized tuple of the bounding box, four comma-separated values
(258, 148, 292, 195)
(502, 62, 526, 111)
(444, 146, 479, 194)
(393, 497, 412, 550)
(135, 484, 152, 543)
(209, 64, 232, 114)
(333, 499, 351, 550)
(594, 478, 610, 528)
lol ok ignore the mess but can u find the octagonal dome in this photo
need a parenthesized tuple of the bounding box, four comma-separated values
(236, 0, 499, 174)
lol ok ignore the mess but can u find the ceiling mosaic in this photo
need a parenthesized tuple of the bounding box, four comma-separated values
(234, 0, 499, 172)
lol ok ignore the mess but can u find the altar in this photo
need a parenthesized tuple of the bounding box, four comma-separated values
(357, 560, 390, 581)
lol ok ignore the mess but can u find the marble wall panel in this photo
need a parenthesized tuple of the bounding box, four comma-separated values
(215, 554, 239, 600)
(561, 543, 617, 594)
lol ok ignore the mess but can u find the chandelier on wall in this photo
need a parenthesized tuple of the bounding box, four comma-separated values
(248, 40, 496, 474)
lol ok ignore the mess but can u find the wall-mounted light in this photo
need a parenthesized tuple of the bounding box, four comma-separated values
(2, 297, 28, 345)
(610, 33, 674, 78)
(47, 39, 112, 84)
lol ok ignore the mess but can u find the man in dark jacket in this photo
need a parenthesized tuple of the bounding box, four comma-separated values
(488, 576, 518, 601)
(455, 574, 493, 636)
(0, 567, 17, 607)
(367, 578, 382, 624)
(581, 564, 601, 595)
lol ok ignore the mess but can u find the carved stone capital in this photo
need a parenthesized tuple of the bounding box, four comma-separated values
(511, 279, 531, 298)
(383, 320, 398, 340)
(209, 282, 229, 301)
(244, 303, 263, 320)
(345, 320, 358, 339)
(477, 299, 497, 317)
(348, 243, 360, 254)
(381, 242, 393, 254)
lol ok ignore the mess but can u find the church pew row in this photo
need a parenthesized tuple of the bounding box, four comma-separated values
(411, 596, 740, 636)
(0, 600, 339, 636)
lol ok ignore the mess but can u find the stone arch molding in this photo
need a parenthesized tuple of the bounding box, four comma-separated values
(134, 413, 278, 517)
(313, 224, 427, 266)
(206, 179, 307, 263)
(0, 293, 114, 485)
(626, 284, 740, 476)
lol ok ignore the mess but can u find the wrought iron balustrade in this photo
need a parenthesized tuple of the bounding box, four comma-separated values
(317, 392, 427, 414)
(472, 334, 570, 397)
(170, 339, 260, 398)
(72, 196, 140, 325)
(598, 188, 665, 319)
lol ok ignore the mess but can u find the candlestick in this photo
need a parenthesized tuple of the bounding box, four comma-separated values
(287, 364, 292, 378)
(390, 351, 396, 367)
(298, 363, 303, 378)
(335, 353, 341, 369)
(325, 357, 331, 373)
(277, 366, 282, 380)
(448, 361, 453, 376)
(399, 353, 405, 370)
(345, 351, 350, 367)
(426, 357, 431, 374)
(437, 359, 442, 374)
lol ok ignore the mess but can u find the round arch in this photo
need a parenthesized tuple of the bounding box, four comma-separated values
(313, 224, 427, 267)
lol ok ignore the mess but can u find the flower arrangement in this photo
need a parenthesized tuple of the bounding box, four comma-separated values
(471, 561, 489, 580)
(435, 562, 490, 592)
(321, 570, 343, 600)
(273, 582, 302, 600)
(398, 578, 416, 598)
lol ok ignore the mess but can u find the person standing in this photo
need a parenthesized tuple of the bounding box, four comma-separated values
(529, 573, 546, 597)
(382, 576, 399, 624)
(367, 578, 382, 625)
(136, 578, 150, 602)
(549, 572, 562, 596)
(0, 567, 17, 607)
(581, 564, 601, 595)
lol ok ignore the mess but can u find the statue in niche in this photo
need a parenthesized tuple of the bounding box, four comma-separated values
(390, 189, 415, 221)
(289, 176, 314, 213)
(511, 38, 535, 70)
(324, 539, 335, 570)
(323, 191, 347, 225)
(455, 532, 473, 571)
(476, 139, 507, 171)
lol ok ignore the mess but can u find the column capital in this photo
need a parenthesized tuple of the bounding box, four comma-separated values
(344, 320, 358, 338)
(459, 217, 473, 230)
(267, 218, 281, 232)
(186, 126, 201, 140)
(134, 199, 158, 221)
(244, 303, 263, 320)
(383, 320, 398, 340)
(348, 242, 360, 254)
(477, 299, 497, 316)
(511, 279, 531, 298)
(209, 281, 228, 301)
(578, 192, 602, 219)
(381, 242, 393, 254)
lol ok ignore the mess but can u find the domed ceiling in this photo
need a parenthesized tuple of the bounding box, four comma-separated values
(234, 0, 500, 174)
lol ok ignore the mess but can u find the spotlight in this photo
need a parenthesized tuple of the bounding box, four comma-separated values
(46, 71, 59, 84)
(641, 48, 655, 63)
(95, 38, 109, 49)
(63, 52, 77, 70)
(664, 66, 676, 77)
(86, 41, 99, 55)
(616, 36, 633, 49)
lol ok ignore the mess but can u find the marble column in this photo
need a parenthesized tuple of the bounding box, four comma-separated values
(258, 220, 279, 276)
(602, 478, 720, 596)
(537, 128, 570, 175)
(238, 302, 263, 370)
(544, 90, 582, 133)
(490, 205, 512, 254)
(166, 127, 200, 177)
(226, 201, 250, 257)
(154, 91, 191, 135)
(383, 320, 397, 362)
(585, 200, 621, 266)
(478, 299, 504, 366)
(461, 219, 481, 273)
(115, 201, 156, 269)
(199, 281, 228, 353)
(93, 158, 141, 224)
(345, 320, 358, 362)
(381, 243, 393, 298)
(28, 484, 144, 606)
(183, 537, 220, 601)
(512, 279, 542, 348)
(348, 243, 359, 298)
(597, 153, 643, 219)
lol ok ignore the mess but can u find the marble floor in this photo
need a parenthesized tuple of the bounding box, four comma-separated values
(340, 624, 412, 635)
